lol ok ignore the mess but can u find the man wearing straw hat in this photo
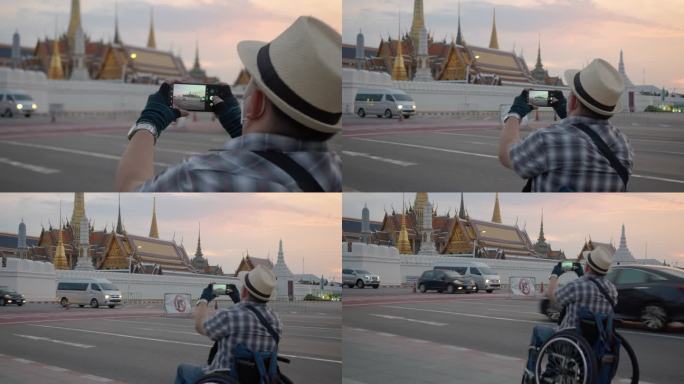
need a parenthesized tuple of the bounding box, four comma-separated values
(175, 265, 281, 384)
(499, 59, 634, 192)
(522, 247, 618, 382)
(117, 16, 342, 192)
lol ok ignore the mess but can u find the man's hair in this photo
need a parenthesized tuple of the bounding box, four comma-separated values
(576, 99, 611, 121)
(271, 104, 336, 142)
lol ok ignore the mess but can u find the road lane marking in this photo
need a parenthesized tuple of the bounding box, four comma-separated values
(342, 150, 416, 166)
(370, 314, 447, 326)
(632, 173, 684, 184)
(14, 333, 95, 348)
(486, 308, 541, 316)
(377, 332, 396, 337)
(81, 374, 114, 383)
(385, 305, 540, 324)
(354, 138, 498, 159)
(435, 132, 500, 140)
(484, 352, 522, 362)
(620, 329, 684, 341)
(30, 324, 342, 365)
(46, 365, 70, 372)
(0, 157, 60, 174)
(13, 358, 33, 364)
(0, 140, 171, 167)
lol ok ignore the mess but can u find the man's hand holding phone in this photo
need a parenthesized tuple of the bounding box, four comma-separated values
(227, 284, 240, 304)
(135, 83, 189, 141)
(209, 84, 243, 138)
(549, 90, 567, 119)
(200, 283, 217, 303)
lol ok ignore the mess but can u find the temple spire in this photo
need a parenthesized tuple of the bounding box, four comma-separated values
(535, 34, 543, 69)
(195, 223, 203, 258)
(396, 212, 413, 254)
(538, 209, 546, 242)
(455, 0, 464, 45)
(54, 201, 69, 270)
(618, 49, 634, 87)
(391, 14, 408, 81)
(488, 8, 499, 49)
(114, 1, 121, 44)
(193, 39, 201, 71)
(492, 193, 502, 223)
(410, 0, 425, 47)
(67, 0, 82, 47)
(149, 197, 159, 238)
(147, 7, 156, 49)
(71, 193, 85, 243)
(116, 194, 124, 235)
(48, 35, 64, 80)
(458, 192, 466, 219)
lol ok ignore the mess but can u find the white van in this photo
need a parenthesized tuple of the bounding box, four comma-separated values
(56, 278, 122, 308)
(0, 89, 37, 118)
(434, 261, 501, 293)
(354, 88, 416, 119)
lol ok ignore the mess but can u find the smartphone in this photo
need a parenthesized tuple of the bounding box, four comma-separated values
(561, 260, 574, 271)
(527, 90, 564, 108)
(172, 83, 221, 112)
(212, 284, 232, 296)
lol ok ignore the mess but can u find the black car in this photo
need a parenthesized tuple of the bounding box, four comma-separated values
(605, 265, 684, 330)
(0, 286, 26, 306)
(417, 269, 475, 294)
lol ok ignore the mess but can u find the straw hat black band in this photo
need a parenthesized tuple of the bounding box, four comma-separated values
(244, 273, 269, 299)
(574, 72, 615, 113)
(257, 44, 341, 126)
(587, 253, 608, 274)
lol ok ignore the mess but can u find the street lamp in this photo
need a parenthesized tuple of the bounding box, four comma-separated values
(472, 230, 486, 258)
(122, 52, 138, 83)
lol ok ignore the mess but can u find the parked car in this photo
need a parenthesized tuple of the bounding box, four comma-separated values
(342, 268, 380, 289)
(354, 88, 416, 119)
(434, 261, 502, 293)
(605, 265, 684, 330)
(56, 278, 122, 308)
(0, 285, 26, 306)
(417, 269, 476, 294)
(0, 90, 37, 118)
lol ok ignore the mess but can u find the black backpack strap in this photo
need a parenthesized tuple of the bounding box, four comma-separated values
(253, 151, 324, 192)
(587, 277, 616, 309)
(245, 305, 280, 345)
(572, 123, 629, 189)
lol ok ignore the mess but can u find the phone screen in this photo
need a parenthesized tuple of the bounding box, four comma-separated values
(528, 90, 550, 107)
(212, 284, 227, 296)
(561, 261, 574, 271)
(172, 83, 217, 112)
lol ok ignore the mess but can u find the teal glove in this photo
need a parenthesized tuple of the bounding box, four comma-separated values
(212, 91, 243, 138)
(200, 284, 217, 303)
(550, 91, 568, 119)
(136, 83, 181, 136)
(508, 90, 533, 118)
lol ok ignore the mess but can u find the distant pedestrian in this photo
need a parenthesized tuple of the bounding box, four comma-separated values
(116, 16, 342, 192)
(499, 59, 634, 192)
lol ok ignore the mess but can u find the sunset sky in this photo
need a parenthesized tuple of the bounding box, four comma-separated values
(344, 193, 684, 267)
(343, 0, 684, 90)
(0, 193, 342, 280)
(0, 0, 341, 84)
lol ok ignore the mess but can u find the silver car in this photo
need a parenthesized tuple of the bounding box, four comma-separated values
(434, 263, 502, 293)
(342, 268, 380, 289)
(354, 88, 416, 119)
(0, 90, 37, 118)
(56, 278, 122, 308)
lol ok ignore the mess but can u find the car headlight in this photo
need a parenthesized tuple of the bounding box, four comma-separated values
(413, 104, 416, 109)
(32, 103, 37, 109)
(4, 295, 10, 299)
(105, 295, 110, 299)
(16, 104, 23, 110)
(485, 279, 490, 283)
(364, 275, 370, 279)
(397, 105, 403, 109)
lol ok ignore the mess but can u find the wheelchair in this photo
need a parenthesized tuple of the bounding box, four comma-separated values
(532, 313, 639, 384)
(194, 356, 293, 384)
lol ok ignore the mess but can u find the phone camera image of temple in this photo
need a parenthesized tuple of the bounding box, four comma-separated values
(343, 193, 565, 260)
(0, 0, 216, 84)
(342, 0, 562, 86)
(0, 193, 223, 275)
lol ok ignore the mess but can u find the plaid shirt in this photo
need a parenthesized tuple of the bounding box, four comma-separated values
(509, 116, 634, 192)
(137, 133, 341, 192)
(555, 275, 618, 330)
(203, 301, 282, 373)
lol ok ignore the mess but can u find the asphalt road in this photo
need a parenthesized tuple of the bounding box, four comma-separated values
(343, 287, 684, 384)
(337, 113, 684, 192)
(0, 115, 230, 191)
(0, 302, 341, 384)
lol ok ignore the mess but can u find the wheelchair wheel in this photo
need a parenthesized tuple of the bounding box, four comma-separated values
(535, 330, 597, 384)
(615, 332, 639, 384)
(194, 372, 237, 384)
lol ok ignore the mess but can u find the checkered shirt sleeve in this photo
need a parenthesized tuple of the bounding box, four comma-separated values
(136, 133, 342, 192)
(555, 282, 576, 309)
(509, 129, 548, 179)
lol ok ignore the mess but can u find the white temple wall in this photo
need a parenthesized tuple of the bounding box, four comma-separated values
(342, 242, 402, 286)
(0, 259, 57, 302)
(343, 68, 681, 114)
(0, 68, 156, 113)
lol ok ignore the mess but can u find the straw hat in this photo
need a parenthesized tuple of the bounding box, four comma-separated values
(242, 265, 276, 301)
(237, 16, 341, 133)
(564, 58, 624, 116)
(586, 247, 614, 275)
